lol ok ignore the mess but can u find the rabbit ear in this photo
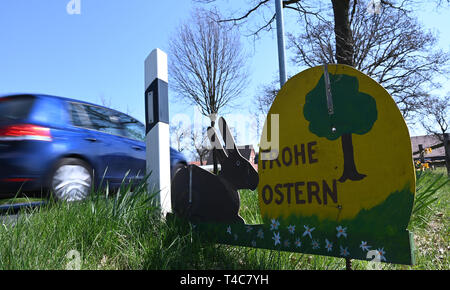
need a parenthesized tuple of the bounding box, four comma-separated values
(207, 127, 228, 159)
(218, 117, 237, 151)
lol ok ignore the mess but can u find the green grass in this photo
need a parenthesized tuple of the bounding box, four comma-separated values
(0, 168, 448, 270)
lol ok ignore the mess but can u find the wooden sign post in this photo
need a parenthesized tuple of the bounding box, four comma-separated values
(171, 64, 416, 266)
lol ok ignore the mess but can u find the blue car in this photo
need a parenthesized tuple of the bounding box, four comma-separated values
(0, 94, 187, 201)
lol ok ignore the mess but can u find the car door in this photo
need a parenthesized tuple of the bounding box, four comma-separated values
(67, 102, 103, 177)
(80, 104, 135, 187)
(119, 114, 146, 183)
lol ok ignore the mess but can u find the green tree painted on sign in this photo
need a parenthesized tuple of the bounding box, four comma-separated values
(304, 74, 378, 183)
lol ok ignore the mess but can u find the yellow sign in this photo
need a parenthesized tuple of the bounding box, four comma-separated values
(254, 65, 415, 264)
(259, 64, 415, 222)
(192, 65, 415, 265)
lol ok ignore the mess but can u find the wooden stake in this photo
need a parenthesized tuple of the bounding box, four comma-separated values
(346, 258, 352, 270)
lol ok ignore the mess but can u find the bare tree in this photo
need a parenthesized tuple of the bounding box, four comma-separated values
(196, 1, 448, 39)
(98, 94, 113, 109)
(189, 126, 211, 165)
(170, 121, 189, 153)
(169, 8, 249, 173)
(195, 0, 326, 38)
(197, 0, 449, 120)
(195, 0, 357, 65)
(256, 78, 281, 115)
(169, 9, 248, 122)
(288, 0, 449, 119)
(420, 94, 450, 176)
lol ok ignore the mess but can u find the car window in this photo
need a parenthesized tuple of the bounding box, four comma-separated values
(120, 114, 146, 141)
(84, 105, 124, 136)
(69, 102, 124, 136)
(69, 102, 93, 128)
(0, 96, 35, 121)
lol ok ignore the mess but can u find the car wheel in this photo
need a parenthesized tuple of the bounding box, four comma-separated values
(50, 158, 93, 202)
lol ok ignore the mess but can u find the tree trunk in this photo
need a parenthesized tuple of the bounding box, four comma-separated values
(331, 0, 360, 183)
(331, 0, 354, 66)
(339, 133, 366, 183)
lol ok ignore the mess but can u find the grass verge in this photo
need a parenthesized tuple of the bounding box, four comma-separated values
(0, 169, 448, 270)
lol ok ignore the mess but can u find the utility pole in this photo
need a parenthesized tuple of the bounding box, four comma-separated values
(275, 0, 287, 88)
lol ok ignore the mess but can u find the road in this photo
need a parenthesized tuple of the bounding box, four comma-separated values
(0, 214, 20, 227)
(0, 201, 46, 227)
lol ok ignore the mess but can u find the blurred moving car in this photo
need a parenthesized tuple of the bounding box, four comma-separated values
(0, 94, 187, 201)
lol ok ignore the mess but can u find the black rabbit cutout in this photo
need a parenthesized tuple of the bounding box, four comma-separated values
(171, 117, 259, 224)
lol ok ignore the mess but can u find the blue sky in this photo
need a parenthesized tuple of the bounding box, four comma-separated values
(0, 0, 448, 147)
(0, 0, 279, 121)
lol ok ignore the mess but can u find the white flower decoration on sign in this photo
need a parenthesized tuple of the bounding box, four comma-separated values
(336, 226, 347, 238)
(360, 241, 371, 252)
(257, 229, 264, 239)
(311, 240, 320, 250)
(270, 219, 280, 231)
(340, 246, 350, 257)
(302, 225, 315, 239)
(325, 239, 333, 252)
(376, 248, 387, 262)
(287, 225, 295, 234)
(272, 232, 281, 246)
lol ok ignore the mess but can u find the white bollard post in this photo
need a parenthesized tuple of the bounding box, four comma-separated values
(144, 48, 171, 216)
